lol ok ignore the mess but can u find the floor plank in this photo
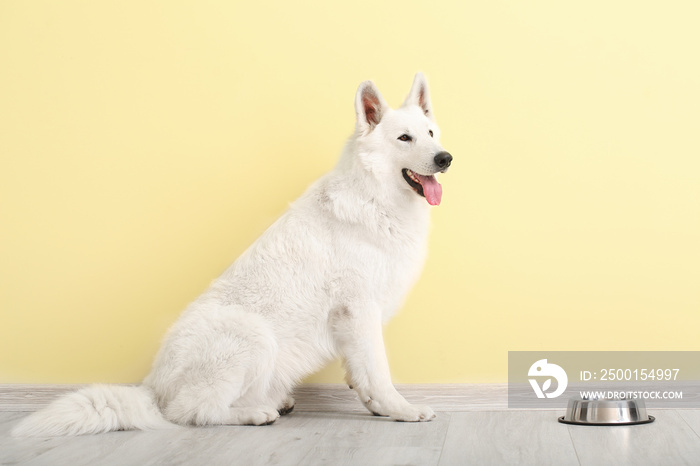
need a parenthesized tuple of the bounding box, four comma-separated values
(1, 412, 450, 466)
(296, 412, 450, 465)
(677, 410, 700, 438)
(0, 412, 76, 465)
(131, 413, 338, 466)
(4, 408, 700, 465)
(26, 412, 385, 466)
(0, 412, 27, 435)
(20, 430, 141, 466)
(438, 411, 579, 466)
(569, 410, 700, 466)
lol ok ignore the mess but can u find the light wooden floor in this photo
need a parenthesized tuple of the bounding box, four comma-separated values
(2, 386, 700, 465)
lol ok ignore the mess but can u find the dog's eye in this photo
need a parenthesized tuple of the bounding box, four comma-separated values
(429, 130, 434, 138)
(398, 134, 412, 142)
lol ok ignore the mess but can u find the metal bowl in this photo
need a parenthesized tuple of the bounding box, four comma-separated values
(558, 395, 655, 426)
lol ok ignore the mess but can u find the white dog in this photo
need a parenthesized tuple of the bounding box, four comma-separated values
(13, 73, 453, 436)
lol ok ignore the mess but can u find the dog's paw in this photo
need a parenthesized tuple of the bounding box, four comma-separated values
(229, 407, 280, 426)
(248, 408, 281, 426)
(277, 396, 295, 416)
(390, 404, 436, 422)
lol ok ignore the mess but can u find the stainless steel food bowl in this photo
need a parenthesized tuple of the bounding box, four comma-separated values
(558, 395, 655, 426)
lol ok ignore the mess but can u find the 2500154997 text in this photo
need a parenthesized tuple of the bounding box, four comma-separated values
(579, 369, 680, 381)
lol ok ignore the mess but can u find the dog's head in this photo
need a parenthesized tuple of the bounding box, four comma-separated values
(353, 73, 452, 206)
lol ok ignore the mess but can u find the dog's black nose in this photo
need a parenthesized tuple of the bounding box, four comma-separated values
(434, 151, 453, 170)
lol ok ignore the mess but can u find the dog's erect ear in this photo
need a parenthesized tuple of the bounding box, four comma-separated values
(355, 80, 388, 134)
(403, 72, 432, 119)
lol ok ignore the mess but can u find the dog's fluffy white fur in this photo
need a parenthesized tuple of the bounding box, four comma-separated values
(13, 73, 452, 436)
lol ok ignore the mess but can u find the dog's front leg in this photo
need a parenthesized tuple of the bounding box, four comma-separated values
(332, 306, 435, 422)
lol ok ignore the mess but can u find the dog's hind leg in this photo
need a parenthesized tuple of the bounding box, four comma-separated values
(228, 372, 295, 419)
(159, 309, 281, 426)
(165, 377, 281, 426)
(163, 357, 281, 426)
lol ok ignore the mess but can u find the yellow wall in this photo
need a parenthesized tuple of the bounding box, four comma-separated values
(1, 1, 699, 384)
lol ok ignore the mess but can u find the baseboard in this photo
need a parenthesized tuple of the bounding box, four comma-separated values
(0, 383, 509, 412)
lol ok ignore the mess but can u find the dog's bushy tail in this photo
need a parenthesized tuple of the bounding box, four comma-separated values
(11, 384, 176, 437)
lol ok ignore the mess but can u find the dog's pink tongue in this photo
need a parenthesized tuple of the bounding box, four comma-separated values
(416, 174, 442, 206)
